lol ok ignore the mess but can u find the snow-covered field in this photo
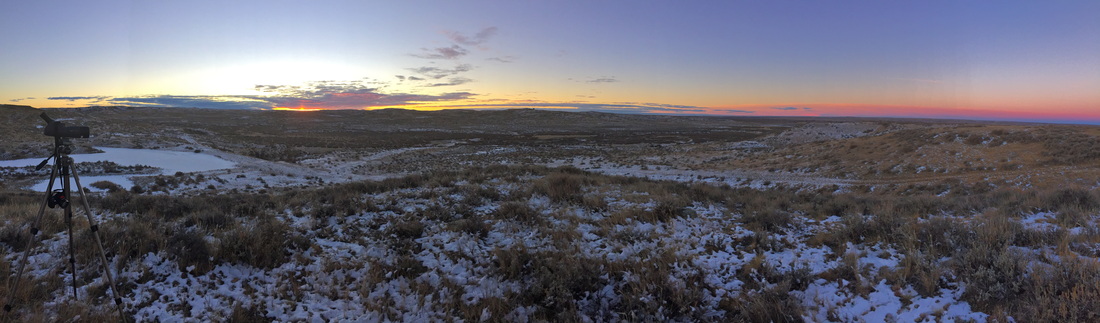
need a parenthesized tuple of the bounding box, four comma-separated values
(6, 164, 1046, 321)
(2, 110, 1099, 321)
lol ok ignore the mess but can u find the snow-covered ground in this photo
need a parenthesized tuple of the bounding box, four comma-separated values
(0, 147, 234, 172)
(1, 134, 1094, 321)
(547, 156, 855, 188)
(4, 167, 1012, 322)
(0, 147, 237, 192)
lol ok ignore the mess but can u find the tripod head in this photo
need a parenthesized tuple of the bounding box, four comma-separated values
(35, 113, 89, 171)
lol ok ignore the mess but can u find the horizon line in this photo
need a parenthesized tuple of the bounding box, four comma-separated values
(5, 103, 1099, 126)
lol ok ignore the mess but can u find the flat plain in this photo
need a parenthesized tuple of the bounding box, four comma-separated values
(2, 105, 1099, 321)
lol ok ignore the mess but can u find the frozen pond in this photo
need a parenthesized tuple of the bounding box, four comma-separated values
(1, 147, 236, 192)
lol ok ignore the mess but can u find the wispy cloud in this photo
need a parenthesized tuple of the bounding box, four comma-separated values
(444, 27, 498, 48)
(255, 80, 474, 109)
(107, 95, 270, 110)
(709, 108, 756, 114)
(587, 77, 619, 84)
(426, 77, 472, 87)
(771, 106, 812, 111)
(407, 64, 472, 79)
(100, 80, 477, 110)
(412, 45, 469, 60)
(405, 27, 502, 88)
(48, 96, 110, 102)
(9, 97, 35, 102)
(486, 56, 516, 63)
(265, 91, 473, 109)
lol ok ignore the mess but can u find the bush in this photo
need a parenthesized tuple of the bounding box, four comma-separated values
(1041, 187, 1099, 212)
(388, 220, 425, 239)
(954, 215, 1028, 307)
(518, 251, 605, 320)
(95, 216, 165, 270)
(449, 216, 489, 238)
(215, 218, 306, 269)
(1023, 256, 1100, 321)
(533, 171, 592, 204)
(184, 211, 235, 231)
(89, 181, 123, 193)
(166, 228, 213, 273)
(651, 196, 691, 222)
(493, 201, 539, 223)
(739, 210, 794, 232)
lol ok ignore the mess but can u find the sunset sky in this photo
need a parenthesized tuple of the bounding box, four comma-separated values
(2, 1, 1098, 123)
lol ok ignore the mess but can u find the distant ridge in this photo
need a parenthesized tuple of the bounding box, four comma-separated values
(0, 104, 36, 111)
(3, 104, 1075, 127)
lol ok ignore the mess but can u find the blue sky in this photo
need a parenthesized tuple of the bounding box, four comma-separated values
(2, 1, 1098, 123)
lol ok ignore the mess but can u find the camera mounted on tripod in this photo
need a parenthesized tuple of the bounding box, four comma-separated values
(47, 189, 70, 209)
(41, 112, 90, 138)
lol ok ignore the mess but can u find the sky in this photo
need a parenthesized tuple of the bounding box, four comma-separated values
(2, 1, 1098, 124)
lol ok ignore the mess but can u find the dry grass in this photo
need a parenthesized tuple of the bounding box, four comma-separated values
(2, 106, 1100, 321)
(14, 167, 1099, 320)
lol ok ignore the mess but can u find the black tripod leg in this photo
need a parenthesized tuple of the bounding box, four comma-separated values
(62, 170, 79, 299)
(71, 164, 128, 320)
(3, 155, 60, 315)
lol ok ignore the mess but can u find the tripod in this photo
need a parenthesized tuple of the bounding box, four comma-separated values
(3, 136, 126, 320)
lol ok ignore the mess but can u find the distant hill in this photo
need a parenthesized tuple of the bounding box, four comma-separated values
(0, 104, 37, 111)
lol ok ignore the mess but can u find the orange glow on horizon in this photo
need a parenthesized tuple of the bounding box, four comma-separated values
(273, 107, 323, 111)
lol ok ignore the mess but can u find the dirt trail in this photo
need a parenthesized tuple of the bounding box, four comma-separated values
(176, 133, 332, 179)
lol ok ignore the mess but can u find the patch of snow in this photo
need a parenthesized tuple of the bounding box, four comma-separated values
(797, 279, 987, 322)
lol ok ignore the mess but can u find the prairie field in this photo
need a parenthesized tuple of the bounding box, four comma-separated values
(2, 105, 1100, 322)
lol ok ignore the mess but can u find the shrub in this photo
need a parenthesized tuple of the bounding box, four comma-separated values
(89, 181, 123, 193)
(1023, 256, 1100, 321)
(215, 218, 306, 269)
(533, 171, 592, 204)
(392, 254, 428, 279)
(493, 201, 539, 223)
(954, 215, 1028, 307)
(449, 216, 489, 238)
(739, 210, 794, 233)
(184, 211, 235, 231)
(166, 228, 213, 273)
(651, 196, 691, 222)
(518, 251, 605, 320)
(1041, 187, 1099, 212)
(388, 220, 425, 239)
(95, 216, 165, 271)
(729, 284, 804, 323)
